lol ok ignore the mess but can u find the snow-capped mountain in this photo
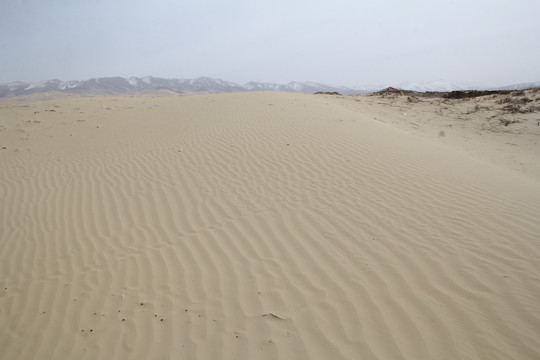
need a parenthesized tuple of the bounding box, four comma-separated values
(0, 76, 370, 97)
(395, 80, 485, 92)
(0, 76, 538, 98)
(391, 80, 540, 92)
(492, 81, 540, 91)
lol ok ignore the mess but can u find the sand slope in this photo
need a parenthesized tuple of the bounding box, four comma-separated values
(337, 89, 540, 180)
(1, 92, 540, 359)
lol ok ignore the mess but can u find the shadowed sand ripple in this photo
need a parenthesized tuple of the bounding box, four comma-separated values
(1, 93, 540, 359)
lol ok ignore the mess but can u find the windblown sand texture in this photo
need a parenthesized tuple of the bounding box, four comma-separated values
(1, 92, 540, 359)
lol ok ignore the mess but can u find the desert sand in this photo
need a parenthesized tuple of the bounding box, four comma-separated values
(1, 91, 539, 359)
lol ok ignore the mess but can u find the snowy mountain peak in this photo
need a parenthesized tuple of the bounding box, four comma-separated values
(1, 77, 538, 98)
(395, 80, 485, 92)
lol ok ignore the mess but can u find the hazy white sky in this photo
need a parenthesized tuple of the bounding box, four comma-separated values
(1, 0, 539, 86)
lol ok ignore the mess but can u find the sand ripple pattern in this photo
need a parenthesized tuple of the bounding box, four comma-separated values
(1, 93, 540, 359)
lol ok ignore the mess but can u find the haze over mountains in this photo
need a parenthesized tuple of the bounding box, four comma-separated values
(1, 76, 539, 98)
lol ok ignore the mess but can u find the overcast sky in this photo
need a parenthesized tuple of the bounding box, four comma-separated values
(1, 0, 539, 87)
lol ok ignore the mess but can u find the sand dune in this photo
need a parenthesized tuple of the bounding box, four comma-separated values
(1, 92, 540, 359)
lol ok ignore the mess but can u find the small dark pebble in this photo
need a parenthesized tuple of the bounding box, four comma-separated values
(160, 319, 164, 322)
(155, 314, 157, 317)
(185, 309, 188, 312)
(90, 329, 93, 332)
(1, 147, 6, 150)
(140, 302, 144, 306)
(122, 319, 125, 321)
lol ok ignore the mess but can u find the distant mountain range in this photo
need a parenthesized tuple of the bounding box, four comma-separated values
(0, 77, 365, 97)
(392, 80, 540, 92)
(1, 76, 539, 98)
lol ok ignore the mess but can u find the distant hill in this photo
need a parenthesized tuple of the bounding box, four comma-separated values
(395, 80, 540, 92)
(1, 76, 538, 98)
(0, 76, 370, 98)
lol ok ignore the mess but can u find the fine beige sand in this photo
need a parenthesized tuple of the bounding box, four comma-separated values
(1, 91, 540, 359)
